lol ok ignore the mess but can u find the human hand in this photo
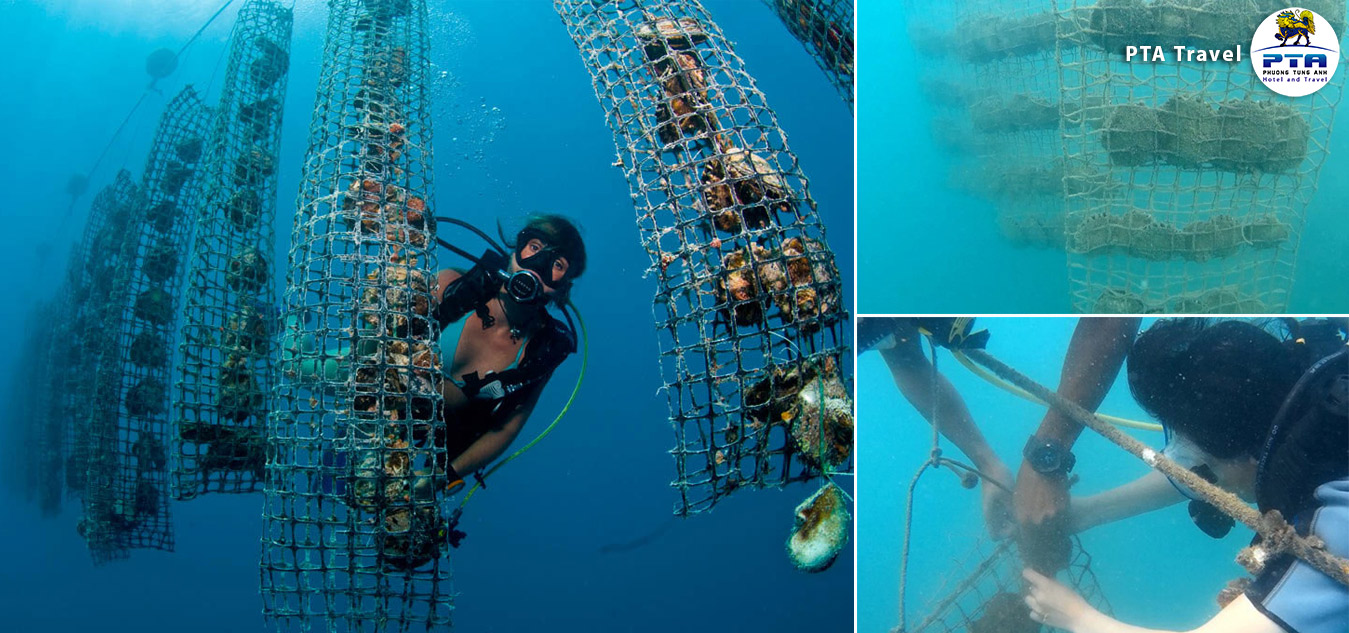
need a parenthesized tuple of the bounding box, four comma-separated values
(1014, 464, 1072, 571)
(1014, 463, 1069, 527)
(1022, 568, 1095, 632)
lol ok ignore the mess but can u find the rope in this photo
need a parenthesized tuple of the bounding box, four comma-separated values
(962, 347, 1349, 587)
(950, 350, 1163, 432)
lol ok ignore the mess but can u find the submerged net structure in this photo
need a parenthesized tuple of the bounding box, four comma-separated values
(263, 0, 453, 629)
(557, 0, 852, 516)
(175, 0, 293, 499)
(763, 0, 855, 108)
(78, 169, 149, 565)
(83, 86, 211, 564)
(907, 538, 1109, 633)
(9, 299, 66, 516)
(1056, 0, 1345, 312)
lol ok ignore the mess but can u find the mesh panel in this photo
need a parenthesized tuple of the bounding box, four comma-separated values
(82, 87, 212, 565)
(175, 0, 293, 499)
(910, 538, 1110, 633)
(79, 169, 148, 565)
(262, 0, 452, 629)
(556, 0, 852, 516)
(1056, 0, 1345, 312)
(763, 0, 855, 108)
(11, 300, 64, 515)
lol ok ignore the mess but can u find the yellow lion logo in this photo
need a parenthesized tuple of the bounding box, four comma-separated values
(1275, 9, 1316, 46)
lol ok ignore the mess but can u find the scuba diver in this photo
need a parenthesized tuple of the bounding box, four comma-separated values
(1023, 318, 1349, 633)
(431, 214, 586, 495)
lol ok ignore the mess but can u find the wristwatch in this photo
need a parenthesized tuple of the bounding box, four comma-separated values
(1023, 436, 1076, 477)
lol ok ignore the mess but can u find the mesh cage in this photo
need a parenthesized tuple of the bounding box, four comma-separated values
(36, 298, 67, 516)
(763, 0, 855, 108)
(174, 0, 293, 500)
(947, 0, 1072, 252)
(909, 538, 1110, 633)
(556, 0, 852, 516)
(1055, 0, 1345, 312)
(82, 86, 212, 565)
(262, 0, 452, 629)
(10, 299, 64, 515)
(78, 169, 148, 565)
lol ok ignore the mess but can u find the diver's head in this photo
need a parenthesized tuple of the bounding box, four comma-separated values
(1128, 318, 1302, 467)
(504, 214, 587, 308)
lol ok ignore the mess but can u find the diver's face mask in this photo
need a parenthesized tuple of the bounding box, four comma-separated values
(503, 230, 570, 306)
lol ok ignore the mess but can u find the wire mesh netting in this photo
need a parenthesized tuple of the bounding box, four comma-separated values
(9, 299, 65, 516)
(82, 86, 212, 565)
(78, 168, 149, 565)
(1055, 0, 1345, 312)
(262, 0, 453, 629)
(175, 0, 293, 500)
(763, 0, 855, 108)
(908, 538, 1110, 633)
(556, 0, 852, 516)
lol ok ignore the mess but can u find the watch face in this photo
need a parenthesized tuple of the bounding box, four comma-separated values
(1030, 444, 1061, 474)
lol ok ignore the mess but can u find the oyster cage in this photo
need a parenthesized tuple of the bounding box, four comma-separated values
(764, 0, 855, 108)
(175, 0, 293, 500)
(1055, 0, 1345, 312)
(556, 0, 852, 517)
(9, 299, 66, 516)
(84, 86, 211, 565)
(263, 0, 452, 630)
(79, 169, 148, 565)
(908, 538, 1110, 633)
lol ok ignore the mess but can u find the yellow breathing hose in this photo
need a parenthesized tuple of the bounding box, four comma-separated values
(950, 349, 1163, 432)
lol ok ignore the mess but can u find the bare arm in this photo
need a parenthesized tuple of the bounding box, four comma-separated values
(880, 339, 1006, 482)
(449, 380, 546, 476)
(1070, 470, 1186, 533)
(1025, 569, 1285, 633)
(1029, 317, 1141, 447)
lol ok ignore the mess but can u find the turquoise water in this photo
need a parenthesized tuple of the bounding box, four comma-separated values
(0, 1, 853, 631)
(858, 1, 1349, 313)
(857, 318, 1252, 633)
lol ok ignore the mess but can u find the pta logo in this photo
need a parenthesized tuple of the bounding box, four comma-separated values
(1251, 8, 1339, 97)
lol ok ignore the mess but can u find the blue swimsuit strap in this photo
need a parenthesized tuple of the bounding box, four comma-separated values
(439, 312, 528, 387)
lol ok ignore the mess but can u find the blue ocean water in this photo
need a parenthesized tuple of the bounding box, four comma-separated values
(857, 318, 1255, 633)
(858, 1, 1349, 314)
(0, 1, 854, 631)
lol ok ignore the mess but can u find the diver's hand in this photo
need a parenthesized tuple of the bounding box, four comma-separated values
(1022, 569, 1096, 632)
(1014, 464, 1072, 571)
(1014, 464, 1069, 530)
(980, 463, 1015, 540)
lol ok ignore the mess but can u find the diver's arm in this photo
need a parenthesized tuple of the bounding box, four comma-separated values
(1025, 570, 1283, 633)
(448, 382, 546, 476)
(880, 339, 1009, 485)
(1029, 317, 1141, 447)
(1069, 470, 1185, 533)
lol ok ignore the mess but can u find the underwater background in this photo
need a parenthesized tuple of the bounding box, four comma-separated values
(856, 318, 1256, 633)
(858, 0, 1349, 314)
(0, 1, 853, 631)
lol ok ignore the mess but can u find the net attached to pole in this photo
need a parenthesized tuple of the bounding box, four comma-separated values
(906, 537, 1109, 633)
(556, 0, 853, 517)
(762, 0, 855, 109)
(263, 0, 452, 629)
(175, 0, 293, 500)
(1055, 0, 1345, 312)
(78, 169, 148, 565)
(82, 86, 212, 565)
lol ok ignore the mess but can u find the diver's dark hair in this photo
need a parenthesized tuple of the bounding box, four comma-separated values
(1127, 318, 1302, 459)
